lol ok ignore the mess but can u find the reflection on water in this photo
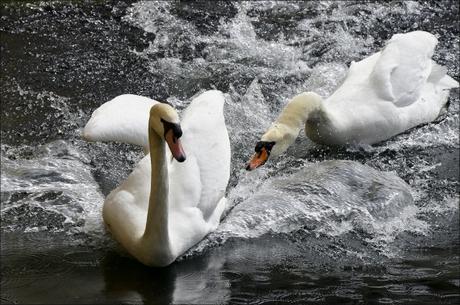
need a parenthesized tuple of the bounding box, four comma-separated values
(1, 0, 459, 304)
(2, 227, 459, 304)
(1, 232, 228, 304)
(101, 250, 230, 304)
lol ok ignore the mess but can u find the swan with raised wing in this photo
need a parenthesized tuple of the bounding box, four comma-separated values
(247, 31, 458, 170)
(83, 90, 231, 266)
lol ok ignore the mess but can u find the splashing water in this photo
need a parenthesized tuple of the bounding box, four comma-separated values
(2, 0, 458, 258)
(1, 140, 104, 236)
(1, 1, 459, 304)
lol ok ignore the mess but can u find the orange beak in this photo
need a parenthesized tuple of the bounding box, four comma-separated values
(246, 147, 269, 171)
(165, 129, 186, 162)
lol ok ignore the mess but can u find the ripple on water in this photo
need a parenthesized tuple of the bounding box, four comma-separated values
(62, 250, 102, 267)
(1, 233, 78, 289)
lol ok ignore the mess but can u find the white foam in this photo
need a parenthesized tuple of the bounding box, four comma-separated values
(183, 160, 426, 258)
(1, 141, 104, 235)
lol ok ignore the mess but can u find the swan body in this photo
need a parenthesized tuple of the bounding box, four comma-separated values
(83, 90, 231, 266)
(247, 31, 458, 170)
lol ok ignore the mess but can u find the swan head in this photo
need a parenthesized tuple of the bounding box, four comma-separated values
(246, 92, 323, 171)
(149, 103, 186, 162)
(245, 126, 293, 171)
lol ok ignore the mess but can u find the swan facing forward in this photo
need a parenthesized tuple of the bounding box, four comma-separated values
(247, 31, 459, 170)
(83, 91, 231, 266)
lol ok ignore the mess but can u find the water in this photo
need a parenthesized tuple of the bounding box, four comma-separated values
(1, 1, 459, 304)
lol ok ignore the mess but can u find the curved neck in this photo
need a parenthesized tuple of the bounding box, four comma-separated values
(278, 92, 323, 131)
(142, 124, 171, 254)
(262, 92, 323, 156)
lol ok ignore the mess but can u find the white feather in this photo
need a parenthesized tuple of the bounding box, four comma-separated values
(84, 90, 230, 266)
(259, 31, 459, 160)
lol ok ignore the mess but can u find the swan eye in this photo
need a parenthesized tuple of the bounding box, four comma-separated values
(255, 141, 276, 154)
(161, 119, 183, 138)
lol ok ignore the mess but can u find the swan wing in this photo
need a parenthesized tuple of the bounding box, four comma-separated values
(98, 91, 230, 235)
(83, 94, 158, 151)
(370, 31, 440, 107)
(321, 31, 458, 145)
(169, 90, 231, 221)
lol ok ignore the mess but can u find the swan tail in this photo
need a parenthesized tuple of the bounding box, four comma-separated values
(439, 75, 459, 90)
(83, 94, 158, 151)
(428, 62, 459, 90)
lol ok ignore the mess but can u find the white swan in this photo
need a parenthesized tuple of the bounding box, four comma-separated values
(83, 90, 231, 266)
(247, 31, 459, 170)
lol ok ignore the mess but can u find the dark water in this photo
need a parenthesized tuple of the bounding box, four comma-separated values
(1, 1, 459, 304)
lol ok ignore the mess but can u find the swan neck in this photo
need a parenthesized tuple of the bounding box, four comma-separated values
(278, 92, 322, 129)
(142, 125, 171, 251)
(262, 92, 323, 157)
